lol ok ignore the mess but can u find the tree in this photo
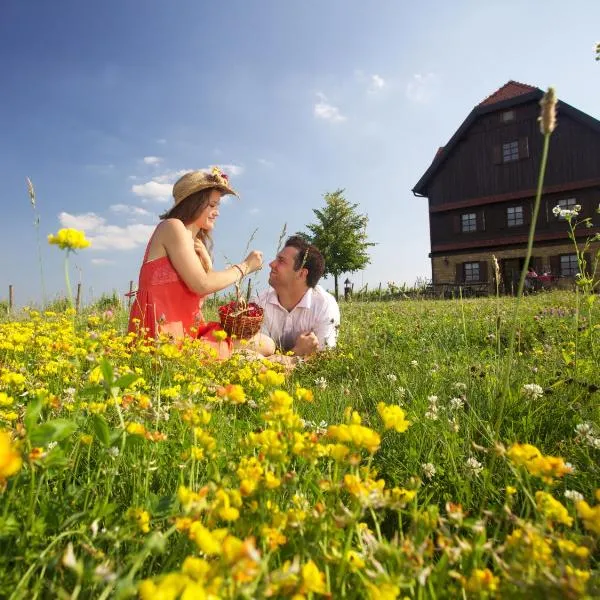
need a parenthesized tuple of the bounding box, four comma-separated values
(300, 189, 375, 300)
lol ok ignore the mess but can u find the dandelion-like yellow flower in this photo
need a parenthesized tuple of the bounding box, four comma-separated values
(300, 560, 327, 595)
(47, 228, 91, 251)
(535, 491, 573, 527)
(365, 581, 400, 600)
(576, 498, 600, 535)
(377, 402, 410, 433)
(507, 443, 572, 482)
(465, 568, 499, 593)
(0, 430, 22, 480)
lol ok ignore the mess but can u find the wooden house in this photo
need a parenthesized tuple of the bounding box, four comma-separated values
(412, 81, 600, 294)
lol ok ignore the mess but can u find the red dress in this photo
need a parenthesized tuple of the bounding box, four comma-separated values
(128, 228, 232, 358)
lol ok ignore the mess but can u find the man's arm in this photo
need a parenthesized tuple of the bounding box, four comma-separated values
(311, 297, 340, 350)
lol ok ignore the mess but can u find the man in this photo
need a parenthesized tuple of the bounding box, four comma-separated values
(255, 236, 340, 359)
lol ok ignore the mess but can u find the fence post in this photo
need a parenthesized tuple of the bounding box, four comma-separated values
(127, 280, 134, 309)
(8, 284, 13, 315)
(378, 282, 382, 300)
(75, 283, 82, 313)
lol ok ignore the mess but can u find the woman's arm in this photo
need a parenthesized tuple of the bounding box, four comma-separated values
(160, 220, 261, 295)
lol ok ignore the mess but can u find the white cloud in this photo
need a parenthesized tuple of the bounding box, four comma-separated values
(258, 158, 274, 168)
(131, 180, 174, 202)
(109, 204, 152, 217)
(58, 211, 155, 251)
(368, 74, 386, 93)
(314, 93, 346, 123)
(151, 169, 192, 184)
(156, 138, 167, 144)
(59, 212, 106, 230)
(218, 164, 244, 177)
(143, 156, 163, 165)
(91, 258, 115, 265)
(406, 73, 439, 104)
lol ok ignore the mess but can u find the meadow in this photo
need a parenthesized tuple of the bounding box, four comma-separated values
(0, 289, 598, 599)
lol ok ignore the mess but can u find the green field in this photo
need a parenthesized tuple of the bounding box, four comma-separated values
(0, 292, 598, 598)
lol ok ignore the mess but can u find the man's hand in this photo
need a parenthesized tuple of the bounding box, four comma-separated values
(292, 331, 319, 357)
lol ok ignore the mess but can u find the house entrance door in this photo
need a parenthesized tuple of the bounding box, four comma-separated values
(502, 258, 524, 294)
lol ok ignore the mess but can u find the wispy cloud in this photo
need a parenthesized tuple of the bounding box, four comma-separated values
(143, 156, 163, 166)
(91, 258, 115, 265)
(368, 74, 386, 94)
(257, 158, 274, 168)
(58, 211, 154, 250)
(109, 204, 154, 218)
(314, 92, 346, 123)
(406, 73, 439, 104)
(131, 180, 173, 202)
(219, 164, 244, 177)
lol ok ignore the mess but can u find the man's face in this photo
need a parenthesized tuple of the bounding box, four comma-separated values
(268, 246, 304, 289)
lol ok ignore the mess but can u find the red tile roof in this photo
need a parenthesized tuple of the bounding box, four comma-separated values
(478, 80, 538, 107)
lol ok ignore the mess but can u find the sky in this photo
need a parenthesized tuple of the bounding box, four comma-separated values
(1, 0, 599, 306)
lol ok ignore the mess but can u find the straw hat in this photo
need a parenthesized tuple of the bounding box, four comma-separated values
(172, 167, 238, 205)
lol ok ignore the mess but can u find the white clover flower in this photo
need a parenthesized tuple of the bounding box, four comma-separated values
(422, 462, 436, 479)
(575, 422, 593, 436)
(466, 457, 483, 476)
(521, 383, 544, 399)
(453, 382, 467, 391)
(410, 360, 419, 367)
(397, 386, 407, 399)
(427, 395, 438, 404)
(314, 376, 328, 390)
(450, 397, 464, 410)
(386, 373, 398, 382)
(564, 490, 584, 502)
(107, 447, 120, 457)
(448, 417, 459, 433)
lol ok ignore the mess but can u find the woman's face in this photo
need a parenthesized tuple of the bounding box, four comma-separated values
(196, 189, 222, 230)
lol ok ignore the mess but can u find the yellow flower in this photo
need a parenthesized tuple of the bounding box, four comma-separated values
(377, 402, 410, 433)
(80, 434, 93, 446)
(181, 556, 210, 581)
(465, 568, 499, 593)
(262, 526, 287, 550)
(346, 550, 366, 571)
(0, 430, 22, 480)
(127, 508, 150, 533)
(300, 560, 327, 595)
(0, 392, 14, 407)
(366, 582, 400, 600)
(217, 384, 246, 404)
(295, 387, 314, 402)
(126, 422, 146, 437)
(189, 522, 225, 555)
(576, 499, 600, 534)
(47, 228, 91, 250)
(264, 471, 281, 489)
(506, 486, 517, 495)
(212, 329, 228, 341)
(535, 491, 573, 526)
(507, 443, 572, 481)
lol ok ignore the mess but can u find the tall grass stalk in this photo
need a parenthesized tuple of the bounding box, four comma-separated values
(26, 177, 47, 306)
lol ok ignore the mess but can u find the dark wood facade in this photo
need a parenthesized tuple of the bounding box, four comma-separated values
(413, 81, 600, 292)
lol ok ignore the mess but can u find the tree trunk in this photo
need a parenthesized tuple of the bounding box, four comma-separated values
(334, 274, 339, 301)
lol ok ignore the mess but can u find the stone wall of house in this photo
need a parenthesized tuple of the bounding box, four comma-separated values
(432, 241, 599, 293)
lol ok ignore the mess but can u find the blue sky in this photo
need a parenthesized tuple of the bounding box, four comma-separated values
(2, 0, 599, 306)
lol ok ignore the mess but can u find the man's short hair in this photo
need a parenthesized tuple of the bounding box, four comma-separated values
(284, 236, 325, 288)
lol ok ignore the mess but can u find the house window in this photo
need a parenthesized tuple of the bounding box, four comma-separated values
(555, 198, 577, 220)
(461, 213, 477, 232)
(560, 254, 579, 277)
(502, 141, 519, 162)
(507, 205, 524, 227)
(501, 110, 515, 122)
(464, 262, 480, 282)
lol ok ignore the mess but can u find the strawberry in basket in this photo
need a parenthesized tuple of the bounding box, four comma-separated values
(218, 300, 264, 339)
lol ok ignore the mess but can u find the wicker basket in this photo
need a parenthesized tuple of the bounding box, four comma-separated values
(218, 302, 264, 339)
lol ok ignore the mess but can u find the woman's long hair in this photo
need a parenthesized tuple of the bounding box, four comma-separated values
(159, 188, 215, 253)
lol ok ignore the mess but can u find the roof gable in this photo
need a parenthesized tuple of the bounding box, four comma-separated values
(413, 81, 600, 196)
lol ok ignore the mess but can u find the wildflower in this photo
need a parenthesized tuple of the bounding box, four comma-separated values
(327, 424, 381, 454)
(377, 402, 410, 432)
(314, 376, 328, 390)
(564, 490, 584, 503)
(466, 457, 483, 476)
(295, 387, 314, 402)
(0, 431, 22, 480)
(386, 373, 397, 382)
(212, 329, 228, 341)
(217, 384, 246, 404)
(47, 228, 90, 250)
(465, 569, 499, 594)
(506, 486, 517, 496)
(507, 443, 572, 482)
(126, 422, 146, 437)
(80, 434, 93, 446)
(389, 487, 416, 507)
(127, 508, 151, 533)
(258, 369, 285, 387)
(366, 582, 401, 600)
(262, 526, 287, 550)
(300, 560, 327, 595)
(521, 383, 544, 399)
(422, 463, 436, 480)
(576, 497, 600, 534)
(535, 491, 573, 526)
(449, 397, 464, 410)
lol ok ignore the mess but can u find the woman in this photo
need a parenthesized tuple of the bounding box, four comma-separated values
(128, 167, 274, 358)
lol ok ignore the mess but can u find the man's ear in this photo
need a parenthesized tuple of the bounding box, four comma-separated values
(298, 267, 308, 281)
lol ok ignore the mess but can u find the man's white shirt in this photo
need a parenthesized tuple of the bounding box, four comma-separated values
(255, 285, 340, 352)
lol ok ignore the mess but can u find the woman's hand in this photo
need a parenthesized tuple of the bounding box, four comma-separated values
(242, 250, 263, 274)
(194, 238, 212, 272)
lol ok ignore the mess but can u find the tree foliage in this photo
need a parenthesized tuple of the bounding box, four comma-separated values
(300, 189, 375, 299)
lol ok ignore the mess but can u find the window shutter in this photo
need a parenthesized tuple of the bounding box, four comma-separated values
(455, 263, 463, 283)
(479, 261, 488, 282)
(477, 210, 486, 231)
(493, 145, 502, 165)
(453, 215, 460, 233)
(549, 255, 560, 276)
(518, 137, 529, 159)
